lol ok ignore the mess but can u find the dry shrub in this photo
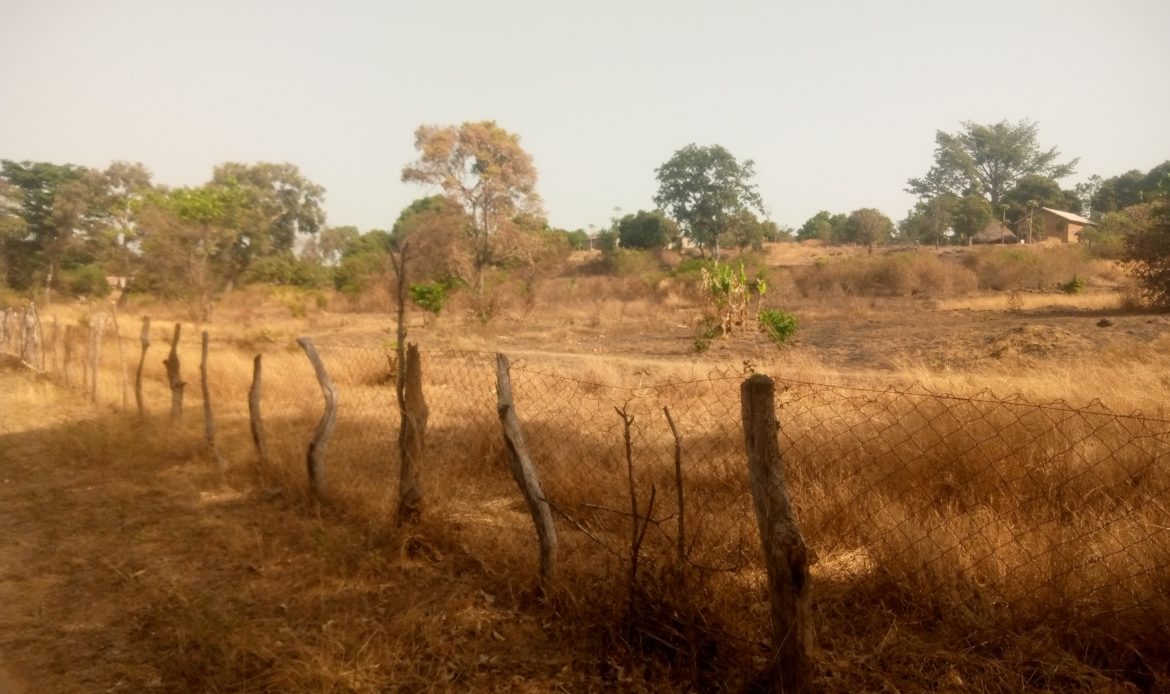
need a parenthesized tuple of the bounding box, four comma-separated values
(793, 251, 977, 297)
(961, 245, 1103, 292)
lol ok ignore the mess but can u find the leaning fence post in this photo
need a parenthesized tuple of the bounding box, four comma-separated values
(298, 337, 337, 498)
(396, 342, 428, 526)
(495, 352, 557, 597)
(741, 373, 814, 693)
(163, 322, 185, 420)
(135, 316, 150, 418)
(248, 354, 268, 464)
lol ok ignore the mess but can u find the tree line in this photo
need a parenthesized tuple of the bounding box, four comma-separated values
(3, 118, 1168, 315)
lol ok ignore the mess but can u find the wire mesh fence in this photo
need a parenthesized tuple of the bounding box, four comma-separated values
(4, 303, 1170, 670)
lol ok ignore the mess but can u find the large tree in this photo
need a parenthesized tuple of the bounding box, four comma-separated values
(653, 144, 763, 256)
(899, 193, 956, 247)
(0, 160, 89, 295)
(906, 120, 1078, 206)
(1089, 161, 1170, 217)
(401, 121, 541, 312)
(209, 162, 326, 289)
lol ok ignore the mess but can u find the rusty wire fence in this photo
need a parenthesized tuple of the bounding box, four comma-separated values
(4, 303, 1170, 665)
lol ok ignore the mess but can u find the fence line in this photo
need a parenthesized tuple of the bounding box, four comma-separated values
(3, 302, 1168, 688)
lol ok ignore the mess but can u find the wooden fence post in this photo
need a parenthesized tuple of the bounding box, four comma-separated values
(63, 325, 75, 384)
(396, 342, 428, 526)
(135, 317, 150, 418)
(110, 303, 129, 410)
(200, 331, 225, 467)
(298, 337, 337, 498)
(495, 353, 557, 597)
(249, 354, 268, 463)
(741, 373, 814, 693)
(88, 312, 107, 402)
(163, 323, 185, 420)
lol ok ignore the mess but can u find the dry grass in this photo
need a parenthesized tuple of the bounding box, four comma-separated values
(3, 268, 1170, 691)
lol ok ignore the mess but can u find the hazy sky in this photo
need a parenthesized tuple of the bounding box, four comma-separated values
(2, 0, 1168, 233)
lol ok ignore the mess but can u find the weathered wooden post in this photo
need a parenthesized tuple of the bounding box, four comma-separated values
(63, 325, 75, 384)
(741, 373, 814, 693)
(495, 353, 557, 597)
(48, 317, 59, 373)
(248, 354, 268, 463)
(110, 303, 130, 410)
(163, 323, 185, 420)
(200, 331, 225, 467)
(396, 342, 428, 525)
(135, 317, 150, 418)
(88, 312, 108, 402)
(298, 337, 337, 498)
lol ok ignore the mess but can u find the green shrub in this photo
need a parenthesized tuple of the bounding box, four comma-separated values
(61, 264, 110, 297)
(758, 309, 798, 345)
(409, 281, 449, 316)
(1059, 275, 1086, 294)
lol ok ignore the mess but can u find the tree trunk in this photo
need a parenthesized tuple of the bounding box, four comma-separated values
(298, 337, 337, 498)
(396, 343, 427, 525)
(163, 323, 185, 420)
(741, 374, 814, 693)
(495, 353, 557, 597)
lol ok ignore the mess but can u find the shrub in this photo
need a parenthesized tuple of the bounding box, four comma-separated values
(1059, 275, 1086, 294)
(409, 281, 450, 316)
(61, 264, 110, 298)
(1122, 202, 1170, 308)
(758, 308, 798, 344)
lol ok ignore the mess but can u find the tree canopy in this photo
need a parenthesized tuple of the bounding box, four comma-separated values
(617, 210, 679, 249)
(906, 120, 1078, 206)
(653, 144, 763, 256)
(845, 208, 894, 253)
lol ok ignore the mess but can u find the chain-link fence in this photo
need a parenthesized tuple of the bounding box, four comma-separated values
(4, 303, 1169, 681)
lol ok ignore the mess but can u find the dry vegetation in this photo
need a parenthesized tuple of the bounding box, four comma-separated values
(2, 241, 1169, 692)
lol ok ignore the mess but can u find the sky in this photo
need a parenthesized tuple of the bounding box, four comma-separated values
(2, 0, 1168, 233)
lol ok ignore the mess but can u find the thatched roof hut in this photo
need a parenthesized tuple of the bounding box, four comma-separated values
(972, 221, 1019, 244)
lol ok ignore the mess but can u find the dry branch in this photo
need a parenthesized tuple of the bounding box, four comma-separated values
(110, 303, 129, 410)
(135, 316, 150, 418)
(396, 342, 427, 526)
(200, 331, 225, 468)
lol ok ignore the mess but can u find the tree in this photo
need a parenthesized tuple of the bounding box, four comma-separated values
(1089, 161, 1170, 217)
(722, 211, 773, 251)
(653, 144, 764, 256)
(209, 162, 326, 289)
(401, 121, 541, 315)
(951, 194, 994, 244)
(845, 208, 894, 253)
(617, 209, 679, 249)
(1122, 201, 1170, 307)
(899, 193, 956, 247)
(317, 225, 360, 266)
(906, 120, 1078, 206)
(389, 195, 474, 286)
(136, 184, 249, 320)
(0, 160, 89, 295)
(796, 211, 849, 243)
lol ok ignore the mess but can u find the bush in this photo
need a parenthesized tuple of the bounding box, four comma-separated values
(758, 309, 798, 344)
(408, 281, 450, 316)
(1059, 275, 1086, 294)
(1122, 202, 1170, 308)
(61, 264, 110, 298)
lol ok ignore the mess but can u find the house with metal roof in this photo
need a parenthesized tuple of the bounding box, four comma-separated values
(1026, 207, 1096, 243)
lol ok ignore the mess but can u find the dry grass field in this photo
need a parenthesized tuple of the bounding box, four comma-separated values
(2, 241, 1169, 692)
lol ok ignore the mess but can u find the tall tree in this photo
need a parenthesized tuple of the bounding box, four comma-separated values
(0, 160, 88, 294)
(845, 208, 894, 253)
(906, 120, 1078, 206)
(401, 121, 541, 314)
(1122, 201, 1170, 307)
(1089, 161, 1170, 217)
(653, 144, 763, 256)
(209, 162, 326, 289)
